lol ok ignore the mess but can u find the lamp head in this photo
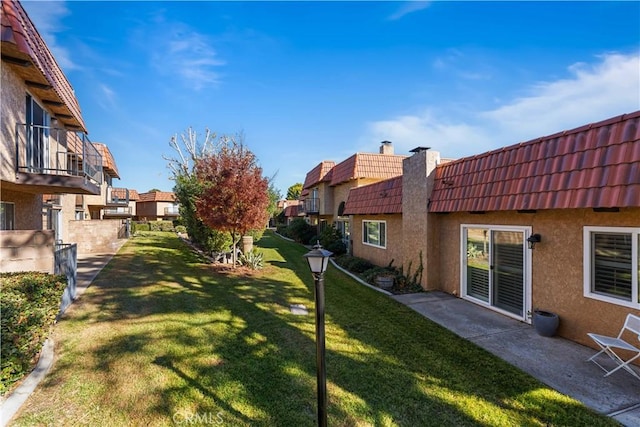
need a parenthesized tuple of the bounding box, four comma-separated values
(527, 233, 541, 249)
(303, 241, 333, 275)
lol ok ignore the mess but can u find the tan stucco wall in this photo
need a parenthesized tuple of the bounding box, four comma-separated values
(67, 219, 126, 254)
(1, 65, 23, 183)
(430, 208, 640, 347)
(1, 189, 43, 229)
(402, 150, 440, 289)
(0, 230, 54, 273)
(350, 214, 403, 268)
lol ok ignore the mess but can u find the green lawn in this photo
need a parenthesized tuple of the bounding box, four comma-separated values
(12, 231, 617, 426)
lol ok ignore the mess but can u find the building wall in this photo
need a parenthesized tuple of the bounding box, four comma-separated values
(66, 219, 126, 254)
(350, 214, 403, 268)
(1, 65, 23, 183)
(430, 207, 640, 347)
(319, 182, 333, 217)
(402, 150, 440, 289)
(2, 189, 43, 230)
(0, 229, 54, 273)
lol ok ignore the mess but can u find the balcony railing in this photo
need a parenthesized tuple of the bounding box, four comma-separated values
(302, 198, 320, 214)
(106, 187, 130, 206)
(164, 206, 180, 216)
(43, 194, 62, 205)
(15, 124, 102, 186)
(103, 206, 133, 217)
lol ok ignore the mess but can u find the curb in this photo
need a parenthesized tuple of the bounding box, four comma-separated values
(0, 338, 54, 427)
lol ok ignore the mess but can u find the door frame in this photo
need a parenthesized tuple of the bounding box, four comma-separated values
(460, 224, 533, 323)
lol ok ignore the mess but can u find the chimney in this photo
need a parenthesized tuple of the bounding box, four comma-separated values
(380, 141, 394, 155)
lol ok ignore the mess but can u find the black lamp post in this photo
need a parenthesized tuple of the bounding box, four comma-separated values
(303, 242, 333, 427)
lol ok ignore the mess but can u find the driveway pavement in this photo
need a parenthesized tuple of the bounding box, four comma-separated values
(393, 291, 640, 427)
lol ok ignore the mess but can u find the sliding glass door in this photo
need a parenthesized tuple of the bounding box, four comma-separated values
(463, 226, 530, 320)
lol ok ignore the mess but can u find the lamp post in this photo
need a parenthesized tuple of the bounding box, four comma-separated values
(303, 242, 333, 427)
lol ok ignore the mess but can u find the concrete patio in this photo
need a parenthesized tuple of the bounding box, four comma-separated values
(392, 291, 640, 427)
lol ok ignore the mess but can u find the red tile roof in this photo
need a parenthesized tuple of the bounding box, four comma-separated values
(111, 187, 138, 200)
(93, 143, 119, 179)
(1, 0, 86, 131)
(330, 153, 406, 186)
(283, 204, 301, 217)
(429, 111, 640, 212)
(303, 161, 335, 189)
(343, 176, 403, 215)
(138, 191, 176, 203)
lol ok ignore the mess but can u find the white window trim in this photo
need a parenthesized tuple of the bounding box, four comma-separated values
(362, 219, 386, 249)
(583, 226, 640, 309)
(460, 224, 533, 323)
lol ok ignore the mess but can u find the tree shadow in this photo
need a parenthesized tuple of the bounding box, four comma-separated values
(23, 231, 611, 426)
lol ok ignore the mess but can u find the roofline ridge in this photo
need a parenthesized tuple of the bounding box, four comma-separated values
(436, 109, 640, 169)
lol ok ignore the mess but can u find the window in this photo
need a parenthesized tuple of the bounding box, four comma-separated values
(25, 94, 50, 172)
(584, 227, 640, 309)
(363, 220, 386, 248)
(0, 202, 15, 230)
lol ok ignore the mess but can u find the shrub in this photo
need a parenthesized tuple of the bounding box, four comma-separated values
(149, 221, 175, 232)
(245, 228, 264, 243)
(206, 230, 233, 254)
(1, 272, 67, 395)
(238, 249, 264, 270)
(175, 225, 187, 234)
(134, 222, 151, 232)
(287, 218, 316, 244)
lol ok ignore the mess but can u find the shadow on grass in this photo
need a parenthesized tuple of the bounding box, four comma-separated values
(19, 231, 614, 426)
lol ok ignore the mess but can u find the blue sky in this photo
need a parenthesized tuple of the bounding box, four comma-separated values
(23, 1, 640, 196)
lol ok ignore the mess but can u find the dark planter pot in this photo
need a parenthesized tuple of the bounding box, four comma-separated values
(375, 276, 394, 290)
(533, 310, 560, 337)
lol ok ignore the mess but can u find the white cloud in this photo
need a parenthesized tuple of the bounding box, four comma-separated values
(97, 84, 117, 111)
(21, 1, 77, 71)
(481, 52, 640, 141)
(388, 2, 431, 21)
(363, 51, 640, 158)
(151, 23, 225, 90)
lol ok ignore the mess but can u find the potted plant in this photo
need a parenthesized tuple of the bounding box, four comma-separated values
(375, 274, 394, 290)
(533, 309, 560, 337)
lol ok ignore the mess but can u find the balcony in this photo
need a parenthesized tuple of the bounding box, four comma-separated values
(103, 206, 133, 218)
(301, 198, 320, 214)
(164, 206, 180, 217)
(11, 124, 102, 195)
(106, 187, 130, 206)
(43, 194, 62, 206)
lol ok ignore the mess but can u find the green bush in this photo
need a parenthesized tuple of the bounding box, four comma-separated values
(287, 218, 316, 244)
(149, 221, 175, 232)
(245, 228, 264, 243)
(175, 225, 187, 234)
(1, 272, 67, 395)
(318, 225, 347, 255)
(134, 222, 151, 232)
(333, 255, 423, 294)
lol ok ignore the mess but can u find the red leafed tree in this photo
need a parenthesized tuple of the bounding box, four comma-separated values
(194, 140, 269, 265)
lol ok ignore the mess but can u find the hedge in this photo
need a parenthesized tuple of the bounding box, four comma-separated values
(1, 272, 67, 395)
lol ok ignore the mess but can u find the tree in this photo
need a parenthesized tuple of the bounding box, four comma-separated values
(195, 139, 269, 266)
(286, 183, 303, 200)
(266, 179, 282, 226)
(163, 127, 231, 253)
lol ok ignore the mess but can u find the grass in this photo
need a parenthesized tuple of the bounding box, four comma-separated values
(11, 231, 617, 426)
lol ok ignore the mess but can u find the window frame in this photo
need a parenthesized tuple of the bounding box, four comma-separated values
(362, 220, 386, 249)
(583, 226, 640, 309)
(0, 202, 15, 230)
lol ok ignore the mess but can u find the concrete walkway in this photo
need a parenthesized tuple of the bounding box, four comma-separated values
(392, 291, 640, 426)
